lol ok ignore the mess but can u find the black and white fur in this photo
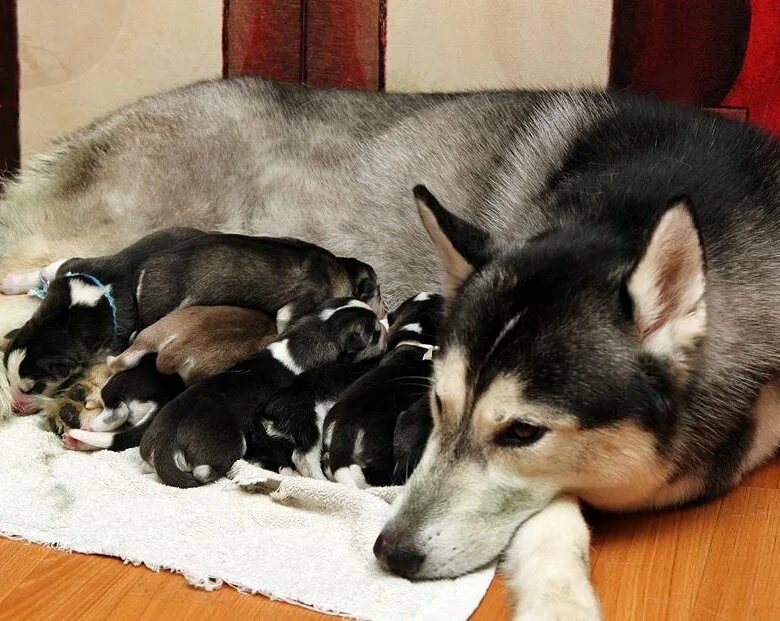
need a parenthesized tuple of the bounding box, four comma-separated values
(141, 298, 386, 488)
(3, 78, 780, 619)
(256, 357, 379, 478)
(3, 230, 383, 412)
(392, 397, 433, 485)
(64, 353, 185, 451)
(323, 292, 443, 488)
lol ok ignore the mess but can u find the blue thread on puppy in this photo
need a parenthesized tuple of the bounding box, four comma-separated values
(27, 272, 49, 299)
(64, 271, 119, 333)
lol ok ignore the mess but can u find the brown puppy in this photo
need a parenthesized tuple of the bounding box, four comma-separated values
(107, 305, 277, 384)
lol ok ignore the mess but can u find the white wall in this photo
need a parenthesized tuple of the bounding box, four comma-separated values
(18, 0, 222, 159)
(385, 0, 612, 92)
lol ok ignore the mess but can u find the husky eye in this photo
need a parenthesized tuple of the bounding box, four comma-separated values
(496, 422, 547, 447)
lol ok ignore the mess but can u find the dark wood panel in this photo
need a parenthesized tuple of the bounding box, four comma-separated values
(305, 0, 384, 90)
(609, 0, 750, 106)
(223, 0, 303, 82)
(223, 0, 387, 91)
(0, 0, 19, 181)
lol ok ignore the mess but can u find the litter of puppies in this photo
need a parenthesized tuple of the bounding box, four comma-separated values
(1, 228, 443, 489)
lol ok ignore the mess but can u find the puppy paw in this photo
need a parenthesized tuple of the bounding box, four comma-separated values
(67, 428, 114, 449)
(292, 448, 327, 480)
(1, 272, 37, 295)
(88, 404, 130, 432)
(61, 432, 99, 452)
(332, 465, 369, 489)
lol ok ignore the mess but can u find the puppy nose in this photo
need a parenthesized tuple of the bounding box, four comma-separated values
(373, 532, 425, 577)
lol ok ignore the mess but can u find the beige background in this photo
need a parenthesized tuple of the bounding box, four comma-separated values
(18, 0, 222, 159)
(385, 0, 612, 92)
(17, 0, 611, 157)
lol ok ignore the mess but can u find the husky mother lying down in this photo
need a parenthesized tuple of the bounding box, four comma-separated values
(2, 78, 780, 619)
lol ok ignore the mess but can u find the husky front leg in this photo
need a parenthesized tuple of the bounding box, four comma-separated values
(502, 496, 601, 621)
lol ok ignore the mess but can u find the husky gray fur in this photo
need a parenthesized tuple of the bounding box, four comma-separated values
(2, 77, 780, 620)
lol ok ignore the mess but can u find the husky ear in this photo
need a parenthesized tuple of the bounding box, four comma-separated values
(627, 198, 706, 365)
(413, 185, 492, 297)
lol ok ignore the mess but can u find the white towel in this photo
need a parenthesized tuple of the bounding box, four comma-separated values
(0, 415, 495, 620)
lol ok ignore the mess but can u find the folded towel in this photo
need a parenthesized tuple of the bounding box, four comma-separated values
(0, 415, 495, 620)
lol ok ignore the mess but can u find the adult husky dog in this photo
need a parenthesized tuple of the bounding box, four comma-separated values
(2, 78, 779, 619)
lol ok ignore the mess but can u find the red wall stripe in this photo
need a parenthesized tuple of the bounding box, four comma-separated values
(223, 0, 303, 82)
(223, 0, 387, 91)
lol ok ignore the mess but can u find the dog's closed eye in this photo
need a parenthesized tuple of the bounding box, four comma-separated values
(494, 421, 547, 447)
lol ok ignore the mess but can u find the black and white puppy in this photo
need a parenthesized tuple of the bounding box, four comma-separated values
(63, 353, 185, 452)
(4, 229, 383, 413)
(256, 357, 379, 478)
(5, 228, 201, 414)
(322, 292, 444, 488)
(392, 397, 433, 484)
(141, 298, 387, 488)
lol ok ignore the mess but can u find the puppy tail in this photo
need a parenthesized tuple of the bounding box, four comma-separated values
(154, 437, 204, 489)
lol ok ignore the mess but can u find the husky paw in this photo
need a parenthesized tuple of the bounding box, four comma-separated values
(513, 587, 601, 621)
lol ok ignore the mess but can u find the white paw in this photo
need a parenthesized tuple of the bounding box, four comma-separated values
(513, 583, 601, 621)
(1, 272, 37, 295)
(89, 405, 130, 431)
(332, 465, 369, 489)
(292, 447, 327, 480)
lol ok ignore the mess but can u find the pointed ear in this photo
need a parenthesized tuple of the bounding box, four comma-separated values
(413, 185, 492, 297)
(627, 198, 706, 367)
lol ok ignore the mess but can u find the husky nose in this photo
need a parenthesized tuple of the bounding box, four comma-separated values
(373, 532, 425, 577)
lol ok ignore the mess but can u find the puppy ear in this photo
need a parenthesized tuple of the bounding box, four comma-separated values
(627, 198, 706, 369)
(414, 185, 492, 297)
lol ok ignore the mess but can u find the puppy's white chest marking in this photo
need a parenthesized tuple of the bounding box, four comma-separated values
(268, 339, 303, 375)
(68, 279, 108, 308)
(399, 322, 423, 334)
(7, 348, 28, 391)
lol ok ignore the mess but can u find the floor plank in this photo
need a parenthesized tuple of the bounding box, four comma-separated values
(0, 458, 777, 620)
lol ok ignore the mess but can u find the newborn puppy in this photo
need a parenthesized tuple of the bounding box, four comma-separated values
(142, 298, 387, 488)
(64, 354, 185, 451)
(257, 357, 379, 478)
(3, 228, 382, 413)
(392, 397, 433, 484)
(106, 305, 277, 384)
(4, 228, 203, 413)
(323, 293, 443, 488)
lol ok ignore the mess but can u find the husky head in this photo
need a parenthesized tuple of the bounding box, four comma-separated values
(4, 276, 116, 413)
(374, 186, 707, 579)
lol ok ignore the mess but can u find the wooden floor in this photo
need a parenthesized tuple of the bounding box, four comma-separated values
(1, 459, 778, 621)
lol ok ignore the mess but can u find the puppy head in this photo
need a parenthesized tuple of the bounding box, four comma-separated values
(375, 186, 706, 579)
(4, 277, 116, 412)
(285, 297, 388, 368)
(337, 257, 386, 318)
(387, 292, 444, 347)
